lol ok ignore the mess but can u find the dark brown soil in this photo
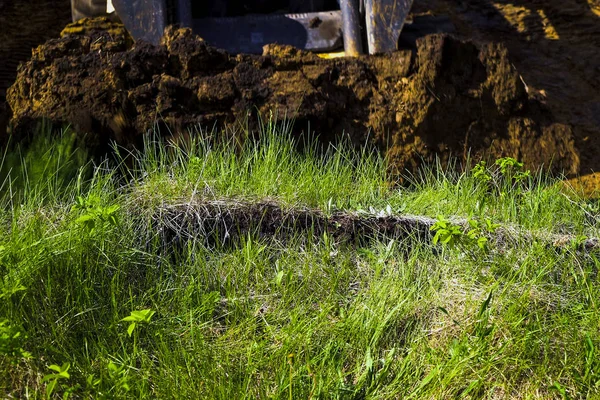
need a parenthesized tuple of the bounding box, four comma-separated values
(3, 0, 599, 182)
(5, 23, 578, 176)
(0, 0, 71, 136)
(413, 0, 600, 189)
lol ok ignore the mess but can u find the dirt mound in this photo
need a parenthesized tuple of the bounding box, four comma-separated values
(6, 24, 578, 176)
(411, 0, 600, 191)
(0, 0, 71, 137)
(372, 33, 578, 174)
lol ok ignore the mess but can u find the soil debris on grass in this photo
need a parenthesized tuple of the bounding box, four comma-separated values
(6, 22, 578, 177)
(156, 200, 433, 248)
(154, 200, 600, 252)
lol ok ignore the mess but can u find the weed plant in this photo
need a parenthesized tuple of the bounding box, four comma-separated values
(1, 121, 599, 398)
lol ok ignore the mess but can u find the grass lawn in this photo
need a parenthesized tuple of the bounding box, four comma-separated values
(1, 120, 600, 399)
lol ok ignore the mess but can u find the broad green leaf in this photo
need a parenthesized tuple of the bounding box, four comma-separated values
(46, 380, 57, 397)
(127, 323, 136, 337)
(48, 364, 62, 373)
(75, 214, 94, 223)
(41, 374, 57, 383)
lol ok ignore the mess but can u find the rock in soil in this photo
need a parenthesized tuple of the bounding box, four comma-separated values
(5, 22, 578, 178)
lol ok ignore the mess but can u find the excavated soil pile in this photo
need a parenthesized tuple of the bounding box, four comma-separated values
(412, 0, 600, 193)
(6, 24, 578, 176)
(0, 0, 72, 139)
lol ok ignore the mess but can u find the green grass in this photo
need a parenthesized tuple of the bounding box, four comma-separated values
(1, 120, 600, 399)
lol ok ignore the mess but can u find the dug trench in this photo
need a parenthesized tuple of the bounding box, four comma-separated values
(5, 22, 579, 179)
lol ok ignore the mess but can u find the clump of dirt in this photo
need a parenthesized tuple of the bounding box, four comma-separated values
(6, 23, 578, 176)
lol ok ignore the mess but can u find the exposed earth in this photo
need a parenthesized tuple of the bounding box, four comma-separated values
(155, 200, 600, 252)
(0, 0, 72, 141)
(1, 0, 599, 190)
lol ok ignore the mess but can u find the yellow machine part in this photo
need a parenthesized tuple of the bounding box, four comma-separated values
(317, 51, 347, 59)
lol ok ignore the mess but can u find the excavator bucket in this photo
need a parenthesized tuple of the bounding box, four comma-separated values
(112, 0, 414, 55)
(111, 0, 169, 45)
(365, 0, 414, 54)
(191, 11, 344, 54)
(111, 0, 193, 44)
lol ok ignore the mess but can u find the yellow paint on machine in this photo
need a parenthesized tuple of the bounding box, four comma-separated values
(317, 51, 347, 59)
